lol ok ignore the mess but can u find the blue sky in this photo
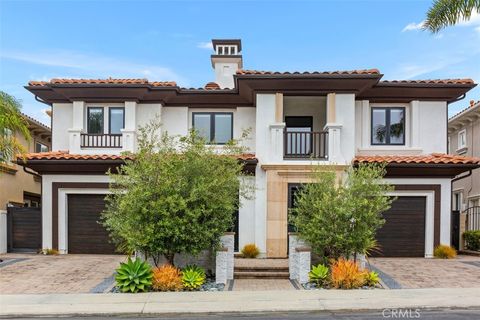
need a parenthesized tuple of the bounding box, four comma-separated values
(1, 0, 479, 126)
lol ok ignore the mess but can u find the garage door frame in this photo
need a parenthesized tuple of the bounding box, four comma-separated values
(385, 190, 435, 258)
(58, 188, 110, 254)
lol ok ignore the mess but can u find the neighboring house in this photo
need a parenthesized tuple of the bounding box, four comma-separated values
(0, 113, 51, 209)
(17, 39, 480, 258)
(448, 100, 480, 229)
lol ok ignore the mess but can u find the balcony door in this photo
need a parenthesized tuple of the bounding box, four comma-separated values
(285, 116, 313, 156)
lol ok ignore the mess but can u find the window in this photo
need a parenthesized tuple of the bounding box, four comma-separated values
(453, 192, 462, 211)
(192, 113, 233, 144)
(109, 107, 124, 134)
(35, 141, 49, 153)
(371, 107, 405, 145)
(458, 129, 467, 150)
(87, 107, 104, 134)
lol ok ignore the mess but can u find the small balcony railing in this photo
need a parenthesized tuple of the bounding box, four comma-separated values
(283, 130, 328, 159)
(466, 206, 480, 231)
(80, 133, 122, 148)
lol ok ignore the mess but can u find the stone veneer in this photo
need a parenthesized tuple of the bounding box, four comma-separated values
(288, 233, 311, 284)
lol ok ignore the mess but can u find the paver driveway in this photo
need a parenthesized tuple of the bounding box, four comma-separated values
(0, 253, 126, 294)
(368, 255, 480, 289)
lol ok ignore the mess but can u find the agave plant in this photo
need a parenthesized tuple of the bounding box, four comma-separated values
(115, 257, 153, 293)
(183, 264, 206, 276)
(182, 268, 206, 291)
(308, 263, 329, 286)
(364, 271, 380, 287)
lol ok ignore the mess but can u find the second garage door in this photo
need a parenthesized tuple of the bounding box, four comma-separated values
(68, 194, 116, 254)
(374, 196, 426, 257)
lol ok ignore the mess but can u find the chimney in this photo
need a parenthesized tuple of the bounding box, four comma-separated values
(210, 39, 242, 89)
(470, 100, 475, 107)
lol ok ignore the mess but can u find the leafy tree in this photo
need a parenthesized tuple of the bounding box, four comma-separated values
(424, 0, 480, 33)
(101, 119, 253, 266)
(291, 164, 394, 260)
(0, 91, 31, 163)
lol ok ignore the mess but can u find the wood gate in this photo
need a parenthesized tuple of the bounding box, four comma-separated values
(7, 206, 42, 252)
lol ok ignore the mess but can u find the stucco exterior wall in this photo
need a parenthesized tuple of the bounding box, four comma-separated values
(51, 103, 73, 151)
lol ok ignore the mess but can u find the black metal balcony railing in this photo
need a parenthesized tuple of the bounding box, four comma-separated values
(80, 133, 122, 148)
(466, 206, 480, 231)
(283, 130, 328, 159)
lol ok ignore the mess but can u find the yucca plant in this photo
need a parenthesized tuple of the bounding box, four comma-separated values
(364, 271, 380, 287)
(308, 263, 329, 287)
(115, 257, 153, 293)
(182, 268, 206, 290)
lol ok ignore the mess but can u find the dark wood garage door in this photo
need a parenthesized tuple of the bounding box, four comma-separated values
(68, 194, 116, 254)
(7, 207, 42, 252)
(374, 196, 426, 257)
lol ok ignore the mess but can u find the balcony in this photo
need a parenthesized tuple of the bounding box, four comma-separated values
(283, 130, 328, 159)
(80, 133, 122, 148)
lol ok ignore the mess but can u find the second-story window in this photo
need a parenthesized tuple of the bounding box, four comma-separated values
(35, 141, 49, 153)
(458, 129, 467, 150)
(109, 107, 125, 134)
(87, 107, 104, 134)
(192, 112, 233, 144)
(371, 107, 405, 145)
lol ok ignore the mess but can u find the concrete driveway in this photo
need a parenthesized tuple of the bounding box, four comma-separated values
(368, 255, 480, 289)
(0, 253, 125, 294)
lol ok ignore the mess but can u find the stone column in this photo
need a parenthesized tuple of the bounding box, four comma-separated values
(215, 247, 228, 285)
(296, 247, 311, 284)
(0, 210, 7, 254)
(220, 233, 235, 280)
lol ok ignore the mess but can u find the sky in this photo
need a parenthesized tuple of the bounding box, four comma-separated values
(1, 0, 479, 126)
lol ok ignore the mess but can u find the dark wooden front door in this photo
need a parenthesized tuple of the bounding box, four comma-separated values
(7, 207, 42, 252)
(68, 194, 116, 254)
(374, 196, 426, 257)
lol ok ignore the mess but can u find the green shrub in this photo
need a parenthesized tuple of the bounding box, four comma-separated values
(308, 264, 329, 286)
(433, 245, 457, 259)
(182, 268, 206, 290)
(464, 230, 480, 251)
(364, 271, 380, 287)
(241, 243, 260, 258)
(115, 257, 153, 293)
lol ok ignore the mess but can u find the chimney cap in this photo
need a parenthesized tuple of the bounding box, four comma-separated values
(212, 39, 242, 52)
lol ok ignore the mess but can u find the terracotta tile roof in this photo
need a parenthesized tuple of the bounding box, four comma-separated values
(204, 82, 220, 90)
(354, 153, 480, 165)
(236, 69, 381, 76)
(381, 79, 474, 85)
(28, 78, 177, 87)
(22, 151, 257, 162)
(21, 112, 51, 132)
(22, 151, 131, 161)
(449, 100, 480, 121)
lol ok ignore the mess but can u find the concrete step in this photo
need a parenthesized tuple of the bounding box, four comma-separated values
(234, 266, 289, 272)
(234, 271, 290, 279)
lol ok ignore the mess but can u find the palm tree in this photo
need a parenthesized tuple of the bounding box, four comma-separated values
(424, 0, 480, 33)
(0, 91, 31, 164)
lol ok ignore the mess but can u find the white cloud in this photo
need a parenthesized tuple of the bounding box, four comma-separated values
(197, 41, 213, 50)
(402, 21, 425, 32)
(0, 50, 188, 85)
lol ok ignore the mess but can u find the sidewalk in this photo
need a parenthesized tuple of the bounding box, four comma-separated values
(1, 288, 480, 317)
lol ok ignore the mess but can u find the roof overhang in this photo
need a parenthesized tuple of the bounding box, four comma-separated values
(17, 157, 258, 175)
(383, 163, 480, 178)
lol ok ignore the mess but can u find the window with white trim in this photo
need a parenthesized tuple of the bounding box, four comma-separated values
(35, 141, 49, 153)
(458, 129, 467, 150)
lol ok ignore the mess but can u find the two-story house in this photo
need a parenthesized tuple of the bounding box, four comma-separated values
(449, 100, 480, 233)
(18, 39, 480, 258)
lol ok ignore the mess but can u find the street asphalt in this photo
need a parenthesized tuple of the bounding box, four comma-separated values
(6, 308, 480, 320)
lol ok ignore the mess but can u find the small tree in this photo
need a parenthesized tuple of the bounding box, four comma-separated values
(101, 119, 253, 266)
(0, 91, 31, 163)
(291, 163, 394, 260)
